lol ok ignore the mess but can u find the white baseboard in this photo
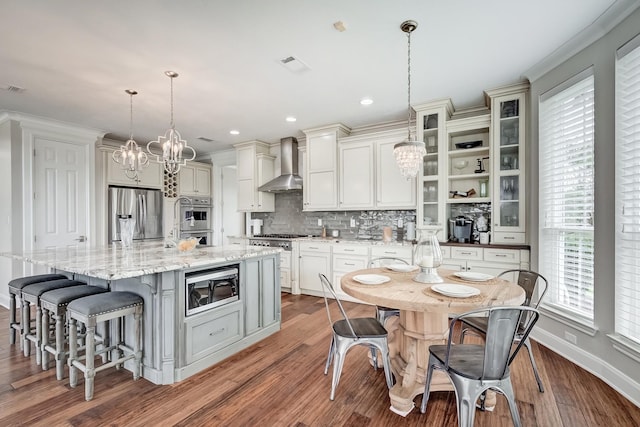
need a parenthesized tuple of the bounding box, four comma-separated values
(0, 293, 9, 310)
(531, 328, 640, 407)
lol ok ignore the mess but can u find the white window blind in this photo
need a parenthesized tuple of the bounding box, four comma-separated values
(615, 36, 640, 345)
(539, 70, 595, 320)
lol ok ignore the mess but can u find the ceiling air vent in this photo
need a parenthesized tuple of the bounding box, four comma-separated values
(1, 84, 26, 93)
(279, 56, 311, 73)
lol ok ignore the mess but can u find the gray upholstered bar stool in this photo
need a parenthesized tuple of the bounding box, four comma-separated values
(40, 285, 109, 379)
(8, 273, 68, 345)
(67, 291, 144, 401)
(21, 279, 86, 362)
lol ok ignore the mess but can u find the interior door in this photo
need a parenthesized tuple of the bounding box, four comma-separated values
(34, 138, 88, 249)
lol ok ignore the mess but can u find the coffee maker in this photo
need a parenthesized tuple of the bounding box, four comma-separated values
(448, 216, 474, 243)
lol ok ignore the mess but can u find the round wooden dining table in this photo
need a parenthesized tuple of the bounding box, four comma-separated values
(341, 267, 525, 416)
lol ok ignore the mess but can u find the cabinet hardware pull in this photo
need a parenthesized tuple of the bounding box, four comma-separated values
(344, 249, 354, 252)
(209, 327, 225, 336)
(505, 236, 515, 240)
(384, 251, 396, 254)
(345, 263, 355, 266)
(461, 252, 472, 255)
(495, 254, 507, 257)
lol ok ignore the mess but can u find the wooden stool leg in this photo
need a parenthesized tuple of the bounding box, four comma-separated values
(9, 293, 16, 345)
(84, 325, 96, 401)
(22, 299, 30, 356)
(68, 317, 78, 388)
(55, 313, 66, 380)
(112, 317, 122, 368)
(41, 308, 50, 370)
(133, 309, 142, 380)
(34, 305, 43, 365)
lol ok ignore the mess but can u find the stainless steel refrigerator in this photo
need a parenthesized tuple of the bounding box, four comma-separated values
(108, 186, 163, 243)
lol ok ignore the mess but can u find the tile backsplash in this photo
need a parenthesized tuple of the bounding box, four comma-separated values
(251, 191, 416, 241)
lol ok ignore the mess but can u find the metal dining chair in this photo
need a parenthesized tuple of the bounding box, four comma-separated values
(318, 273, 394, 400)
(459, 269, 548, 393)
(421, 306, 540, 427)
(368, 257, 409, 326)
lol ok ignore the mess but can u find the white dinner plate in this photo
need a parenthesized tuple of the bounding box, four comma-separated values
(431, 284, 480, 298)
(353, 274, 391, 285)
(385, 264, 419, 273)
(453, 271, 494, 282)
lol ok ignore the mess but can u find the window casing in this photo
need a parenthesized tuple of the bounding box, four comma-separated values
(615, 35, 640, 345)
(538, 69, 595, 321)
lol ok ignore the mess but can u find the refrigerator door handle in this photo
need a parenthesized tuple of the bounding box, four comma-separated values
(138, 193, 146, 236)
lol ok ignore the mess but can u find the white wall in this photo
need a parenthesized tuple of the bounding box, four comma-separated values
(527, 4, 640, 406)
(0, 119, 13, 307)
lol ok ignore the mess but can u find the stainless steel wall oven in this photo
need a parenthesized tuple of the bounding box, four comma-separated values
(185, 265, 239, 316)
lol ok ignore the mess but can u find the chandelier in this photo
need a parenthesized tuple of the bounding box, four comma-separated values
(112, 89, 149, 180)
(393, 20, 425, 179)
(147, 71, 196, 174)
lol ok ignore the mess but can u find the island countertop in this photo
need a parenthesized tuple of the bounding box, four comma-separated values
(3, 241, 282, 281)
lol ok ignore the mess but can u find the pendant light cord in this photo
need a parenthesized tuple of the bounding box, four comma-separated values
(407, 28, 412, 141)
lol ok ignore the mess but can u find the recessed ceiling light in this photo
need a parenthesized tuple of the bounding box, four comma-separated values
(229, 130, 240, 135)
(285, 116, 297, 122)
(360, 98, 374, 106)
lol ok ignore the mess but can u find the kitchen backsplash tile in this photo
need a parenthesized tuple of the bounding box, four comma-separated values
(251, 191, 416, 241)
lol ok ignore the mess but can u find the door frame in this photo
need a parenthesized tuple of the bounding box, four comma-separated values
(19, 116, 103, 259)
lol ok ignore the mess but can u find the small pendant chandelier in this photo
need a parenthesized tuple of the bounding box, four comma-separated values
(393, 20, 425, 179)
(147, 71, 196, 174)
(112, 89, 149, 180)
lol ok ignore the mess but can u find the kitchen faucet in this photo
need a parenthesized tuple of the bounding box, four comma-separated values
(172, 196, 193, 242)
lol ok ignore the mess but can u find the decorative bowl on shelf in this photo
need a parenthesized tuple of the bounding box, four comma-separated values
(453, 159, 469, 173)
(455, 140, 482, 149)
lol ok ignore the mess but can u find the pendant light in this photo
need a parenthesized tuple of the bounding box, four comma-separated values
(147, 71, 196, 174)
(393, 20, 425, 179)
(112, 89, 149, 180)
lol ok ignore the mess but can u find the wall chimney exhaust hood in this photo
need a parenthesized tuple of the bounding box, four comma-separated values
(258, 137, 303, 192)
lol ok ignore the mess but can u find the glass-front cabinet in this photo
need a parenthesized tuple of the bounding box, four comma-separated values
(414, 100, 453, 241)
(485, 83, 528, 244)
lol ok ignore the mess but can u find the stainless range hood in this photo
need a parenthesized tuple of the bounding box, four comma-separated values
(258, 137, 303, 192)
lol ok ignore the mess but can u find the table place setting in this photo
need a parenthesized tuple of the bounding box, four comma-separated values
(352, 274, 391, 285)
(430, 283, 481, 298)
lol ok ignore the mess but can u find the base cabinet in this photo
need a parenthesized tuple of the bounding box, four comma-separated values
(441, 245, 529, 276)
(184, 301, 243, 364)
(332, 245, 369, 302)
(298, 243, 331, 296)
(244, 255, 279, 336)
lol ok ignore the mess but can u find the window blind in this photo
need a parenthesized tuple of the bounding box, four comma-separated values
(615, 37, 640, 345)
(539, 71, 595, 320)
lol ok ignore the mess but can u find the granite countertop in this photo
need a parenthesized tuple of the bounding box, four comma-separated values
(2, 241, 282, 281)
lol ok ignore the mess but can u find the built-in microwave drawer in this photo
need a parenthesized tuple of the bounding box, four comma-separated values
(185, 301, 243, 364)
(450, 247, 483, 260)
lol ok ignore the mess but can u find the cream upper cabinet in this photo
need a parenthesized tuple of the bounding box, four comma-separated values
(302, 124, 350, 211)
(106, 149, 163, 189)
(376, 133, 416, 209)
(339, 140, 374, 209)
(485, 83, 529, 244)
(178, 161, 212, 197)
(338, 129, 416, 210)
(234, 141, 275, 212)
(414, 100, 453, 241)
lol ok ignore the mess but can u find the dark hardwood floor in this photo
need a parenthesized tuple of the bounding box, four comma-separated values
(1, 293, 639, 426)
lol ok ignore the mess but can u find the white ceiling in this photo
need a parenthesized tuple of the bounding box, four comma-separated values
(0, 0, 625, 155)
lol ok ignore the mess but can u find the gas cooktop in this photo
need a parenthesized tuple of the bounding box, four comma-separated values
(251, 234, 311, 239)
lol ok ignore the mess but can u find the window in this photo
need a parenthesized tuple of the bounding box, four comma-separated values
(615, 36, 640, 345)
(539, 69, 595, 321)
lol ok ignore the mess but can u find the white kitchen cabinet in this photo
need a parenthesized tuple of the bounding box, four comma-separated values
(370, 245, 413, 264)
(338, 129, 415, 210)
(414, 100, 453, 241)
(106, 150, 163, 189)
(441, 245, 529, 277)
(234, 141, 275, 212)
(179, 161, 212, 197)
(302, 124, 350, 211)
(339, 141, 374, 209)
(279, 251, 292, 292)
(298, 242, 331, 296)
(332, 245, 369, 302)
(485, 84, 529, 244)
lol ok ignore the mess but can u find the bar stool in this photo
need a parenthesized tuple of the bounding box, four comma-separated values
(40, 285, 109, 379)
(8, 274, 68, 345)
(21, 279, 86, 362)
(67, 291, 144, 401)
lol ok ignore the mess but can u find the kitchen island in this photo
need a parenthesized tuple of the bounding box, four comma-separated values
(5, 242, 282, 384)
